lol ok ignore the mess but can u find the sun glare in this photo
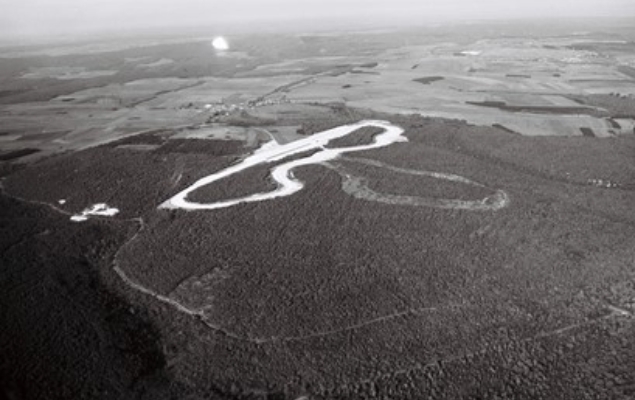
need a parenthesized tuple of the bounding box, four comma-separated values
(212, 36, 230, 51)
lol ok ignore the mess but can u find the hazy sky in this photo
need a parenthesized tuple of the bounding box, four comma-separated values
(2, 0, 635, 39)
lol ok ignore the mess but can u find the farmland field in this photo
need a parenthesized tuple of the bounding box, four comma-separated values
(1, 18, 635, 400)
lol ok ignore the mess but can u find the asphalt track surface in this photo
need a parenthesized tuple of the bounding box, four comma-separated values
(160, 120, 509, 212)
